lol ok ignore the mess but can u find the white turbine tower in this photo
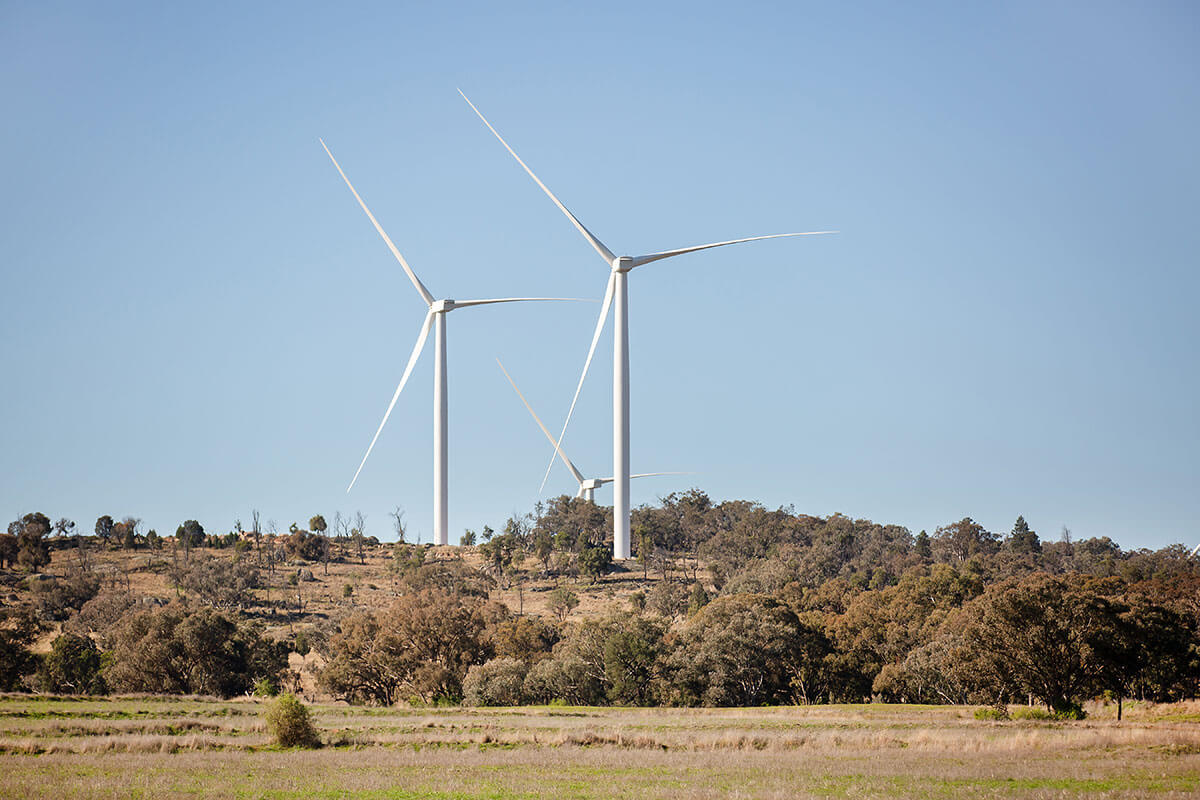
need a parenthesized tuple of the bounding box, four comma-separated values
(461, 91, 834, 559)
(323, 140, 579, 546)
(497, 359, 687, 502)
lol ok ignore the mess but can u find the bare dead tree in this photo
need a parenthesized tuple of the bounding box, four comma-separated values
(332, 511, 348, 560)
(353, 510, 368, 565)
(389, 506, 406, 544)
(251, 509, 262, 566)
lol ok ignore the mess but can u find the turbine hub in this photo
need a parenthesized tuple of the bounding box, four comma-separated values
(432, 299, 455, 314)
(612, 256, 634, 273)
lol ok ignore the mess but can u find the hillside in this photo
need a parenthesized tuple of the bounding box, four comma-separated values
(4, 497, 1199, 710)
(7, 533, 693, 698)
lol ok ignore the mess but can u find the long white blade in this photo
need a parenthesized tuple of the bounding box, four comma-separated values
(347, 310, 435, 493)
(452, 297, 592, 309)
(598, 472, 693, 484)
(496, 359, 586, 485)
(539, 272, 616, 492)
(627, 231, 837, 269)
(320, 138, 436, 307)
(458, 89, 616, 266)
(630, 471, 694, 479)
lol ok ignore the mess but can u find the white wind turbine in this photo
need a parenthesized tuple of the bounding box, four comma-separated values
(461, 91, 835, 559)
(322, 139, 581, 546)
(497, 359, 687, 502)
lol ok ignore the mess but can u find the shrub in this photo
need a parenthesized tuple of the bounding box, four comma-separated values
(265, 693, 319, 747)
(1011, 704, 1087, 721)
(67, 591, 136, 645)
(488, 616, 559, 665)
(0, 613, 38, 690)
(647, 581, 688, 619)
(254, 677, 278, 697)
(578, 543, 612, 583)
(1052, 703, 1087, 720)
(974, 706, 1009, 721)
(1011, 707, 1053, 721)
(523, 652, 605, 706)
(38, 633, 107, 695)
(104, 605, 288, 697)
(173, 556, 259, 609)
(318, 591, 490, 705)
(463, 657, 528, 706)
(666, 595, 826, 707)
(547, 587, 579, 621)
(29, 573, 100, 622)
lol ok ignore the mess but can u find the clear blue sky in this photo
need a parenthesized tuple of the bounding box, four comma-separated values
(2, 1, 1197, 549)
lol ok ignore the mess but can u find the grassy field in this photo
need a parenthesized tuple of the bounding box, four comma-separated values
(2, 696, 1200, 799)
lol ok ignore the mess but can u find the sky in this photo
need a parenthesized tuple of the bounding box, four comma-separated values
(2, 1, 1197, 550)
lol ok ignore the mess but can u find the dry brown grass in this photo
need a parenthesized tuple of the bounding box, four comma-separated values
(61, 540, 665, 623)
(2, 697, 1199, 798)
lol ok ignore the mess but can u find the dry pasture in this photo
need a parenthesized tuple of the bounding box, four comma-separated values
(2, 696, 1200, 798)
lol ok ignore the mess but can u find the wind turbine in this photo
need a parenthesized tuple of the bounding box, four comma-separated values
(322, 139, 580, 546)
(497, 359, 687, 502)
(461, 91, 835, 559)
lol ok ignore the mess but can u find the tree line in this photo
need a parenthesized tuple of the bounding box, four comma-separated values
(2, 496, 1197, 716)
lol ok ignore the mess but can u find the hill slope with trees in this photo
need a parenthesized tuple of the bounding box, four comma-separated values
(3, 493, 1197, 716)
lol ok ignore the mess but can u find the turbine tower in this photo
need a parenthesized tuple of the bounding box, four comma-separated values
(462, 91, 834, 559)
(322, 140, 578, 545)
(497, 359, 686, 502)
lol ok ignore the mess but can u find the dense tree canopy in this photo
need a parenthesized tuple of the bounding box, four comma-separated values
(105, 605, 286, 697)
(319, 589, 501, 704)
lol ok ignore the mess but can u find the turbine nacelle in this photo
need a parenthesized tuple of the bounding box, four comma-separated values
(431, 299, 456, 314)
(578, 477, 607, 503)
(612, 256, 634, 273)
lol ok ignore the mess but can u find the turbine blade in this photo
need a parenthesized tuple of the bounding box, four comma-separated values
(452, 297, 593, 309)
(539, 272, 616, 492)
(347, 310, 435, 492)
(629, 471, 694, 479)
(496, 359, 586, 485)
(600, 472, 693, 482)
(320, 139, 436, 306)
(627, 231, 838, 269)
(458, 90, 616, 265)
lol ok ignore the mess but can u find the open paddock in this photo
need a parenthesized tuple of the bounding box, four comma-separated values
(2, 696, 1199, 798)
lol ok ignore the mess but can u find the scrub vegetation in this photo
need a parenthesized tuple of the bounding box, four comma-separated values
(3, 497, 1198, 717)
